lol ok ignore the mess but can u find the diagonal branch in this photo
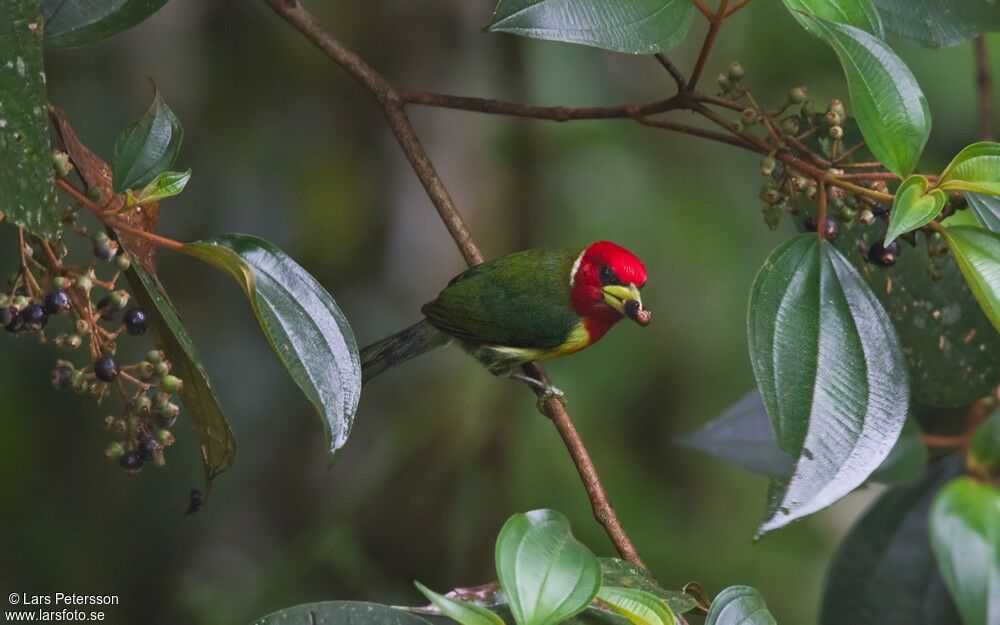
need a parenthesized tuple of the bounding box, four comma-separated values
(263, 0, 646, 567)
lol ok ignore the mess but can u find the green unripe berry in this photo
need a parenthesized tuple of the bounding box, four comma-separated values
(135, 395, 153, 413)
(75, 319, 90, 335)
(829, 98, 846, 119)
(780, 116, 801, 136)
(0, 294, 8, 308)
(160, 375, 183, 394)
(12, 295, 29, 311)
(728, 61, 745, 80)
(51, 150, 73, 176)
(824, 110, 842, 126)
(137, 361, 155, 380)
(94, 232, 110, 244)
(105, 441, 126, 461)
(760, 183, 783, 205)
(788, 86, 808, 104)
(760, 156, 777, 176)
(114, 254, 132, 271)
(716, 73, 732, 91)
(156, 429, 176, 447)
(762, 204, 783, 230)
(74, 275, 93, 293)
(828, 125, 844, 140)
(154, 361, 170, 378)
(107, 289, 129, 310)
(86, 186, 103, 203)
(859, 208, 875, 225)
(741, 108, 759, 126)
(147, 349, 164, 364)
(52, 276, 69, 290)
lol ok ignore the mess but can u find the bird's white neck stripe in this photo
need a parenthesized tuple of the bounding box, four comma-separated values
(569, 250, 585, 287)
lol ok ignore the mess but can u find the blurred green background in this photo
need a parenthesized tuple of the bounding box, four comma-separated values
(1, 2, 997, 623)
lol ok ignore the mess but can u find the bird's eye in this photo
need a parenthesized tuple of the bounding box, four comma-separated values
(599, 265, 620, 286)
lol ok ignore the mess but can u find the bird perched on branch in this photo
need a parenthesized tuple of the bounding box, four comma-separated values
(361, 241, 650, 402)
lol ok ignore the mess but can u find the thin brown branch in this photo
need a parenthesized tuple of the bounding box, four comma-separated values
(653, 53, 687, 90)
(816, 180, 828, 236)
(635, 116, 757, 151)
(688, 0, 731, 91)
(724, 0, 752, 16)
(264, 0, 646, 566)
(974, 36, 994, 141)
(401, 91, 674, 122)
(693, 0, 714, 19)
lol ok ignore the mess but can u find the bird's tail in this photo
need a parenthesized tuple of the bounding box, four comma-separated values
(361, 319, 451, 386)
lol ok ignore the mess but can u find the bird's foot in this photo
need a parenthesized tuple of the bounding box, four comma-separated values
(510, 373, 566, 414)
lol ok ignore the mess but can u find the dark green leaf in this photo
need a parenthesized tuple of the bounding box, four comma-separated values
(598, 559, 697, 615)
(968, 193, 1000, 232)
(415, 582, 505, 625)
(748, 234, 909, 534)
(885, 175, 946, 244)
(871, 0, 1000, 48)
(781, 0, 883, 37)
(111, 86, 182, 193)
(940, 225, 1000, 333)
(704, 586, 776, 625)
(127, 169, 189, 206)
(253, 602, 434, 625)
(969, 411, 1000, 477)
(595, 587, 675, 625)
(0, 0, 59, 238)
(821, 455, 962, 625)
(799, 15, 930, 177)
(485, 0, 693, 54)
(930, 477, 1000, 625)
(42, 0, 168, 48)
(183, 235, 361, 463)
(938, 142, 1000, 196)
(125, 262, 236, 491)
(495, 509, 601, 625)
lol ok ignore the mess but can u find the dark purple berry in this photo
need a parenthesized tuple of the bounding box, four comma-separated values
(93, 238, 117, 262)
(94, 356, 119, 382)
(44, 289, 71, 314)
(51, 365, 73, 390)
(868, 240, 901, 267)
(138, 436, 161, 461)
(21, 304, 48, 331)
(4, 309, 23, 333)
(118, 451, 143, 473)
(873, 203, 890, 218)
(124, 308, 148, 336)
(821, 218, 839, 240)
(804, 217, 817, 232)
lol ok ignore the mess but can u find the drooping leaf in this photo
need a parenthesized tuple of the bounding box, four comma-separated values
(252, 601, 434, 625)
(598, 559, 697, 616)
(968, 193, 1000, 232)
(485, 0, 694, 55)
(595, 588, 675, 625)
(799, 15, 930, 177)
(969, 411, 1000, 478)
(127, 169, 190, 206)
(414, 582, 505, 625)
(781, 0, 883, 38)
(748, 234, 909, 535)
(1, 0, 60, 238)
(940, 225, 1000, 334)
(930, 477, 1000, 625)
(885, 175, 947, 244)
(704, 587, 776, 625)
(110, 86, 182, 193)
(938, 142, 1000, 196)
(820, 455, 962, 625)
(125, 262, 236, 491)
(495, 509, 601, 625)
(871, 0, 1000, 48)
(183, 235, 361, 463)
(42, 0, 169, 48)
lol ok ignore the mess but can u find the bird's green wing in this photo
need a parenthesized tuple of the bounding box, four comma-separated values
(422, 248, 583, 349)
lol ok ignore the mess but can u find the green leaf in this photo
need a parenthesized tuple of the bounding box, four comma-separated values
(183, 235, 361, 463)
(111, 86, 182, 193)
(748, 234, 909, 535)
(595, 588, 675, 625)
(930, 477, 1000, 625)
(0, 0, 60, 238)
(42, 0, 169, 48)
(597, 559, 697, 616)
(125, 262, 236, 491)
(821, 456, 962, 625)
(940, 225, 1000, 334)
(415, 582, 505, 625)
(704, 587, 776, 625)
(870, 418, 929, 485)
(871, 0, 1000, 48)
(969, 411, 1000, 478)
(127, 169, 190, 206)
(939, 142, 1000, 196)
(485, 0, 693, 55)
(782, 0, 883, 38)
(799, 15, 930, 177)
(253, 601, 434, 625)
(968, 193, 1000, 233)
(495, 509, 601, 625)
(885, 175, 947, 244)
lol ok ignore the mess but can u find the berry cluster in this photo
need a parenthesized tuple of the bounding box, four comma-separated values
(4, 226, 183, 475)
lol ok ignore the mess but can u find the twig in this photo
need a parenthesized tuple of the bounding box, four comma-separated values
(974, 36, 994, 141)
(725, 0, 753, 16)
(401, 91, 675, 122)
(263, 0, 646, 566)
(688, 0, 731, 91)
(692, 0, 714, 20)
(653, 53, 687, 90)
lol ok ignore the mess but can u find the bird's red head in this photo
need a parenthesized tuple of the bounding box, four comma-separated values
(570, 241, 650, 341)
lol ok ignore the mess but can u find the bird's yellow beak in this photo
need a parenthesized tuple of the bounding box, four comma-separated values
(602, 284, 651, 326)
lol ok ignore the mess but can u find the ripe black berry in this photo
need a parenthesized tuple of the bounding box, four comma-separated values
(118, 451, 143, 473)
(868, 240, 901, 267)
(804, 217, 817, 232)
(21, 304, 48, 331)
(4, 309, 23, 333)
(93, 234, 117, 262)
(44, 289, 71, 314)
(94, 356, 119, 382)
(138, 436, 161, 461)
(821, 219, 839, 240)
(51, 365, 73, 390)
(873, 203, 890, 218)
(124, 308, 148, 336)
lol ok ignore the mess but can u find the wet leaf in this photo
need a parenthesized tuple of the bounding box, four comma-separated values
(885, 175, 946, 244)
(111, 86, 182, 193)
(595, 587, 675, 625)
(967, 193, 1000, 233)
(598, 559, 697, 615)
(42, 0, 169, 48)
(940, 225, 1000, 334)
(127, 169, 190, 206)
(253, 602, 434, 625)
(871, 0, 1000, 48)
(938, 142, 1000, 196)
(415, 582, 505, 625)
(704, 587, 775, 625)
(782, 0, 883, 38)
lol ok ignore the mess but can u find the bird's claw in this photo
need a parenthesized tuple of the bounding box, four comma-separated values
(510, 373, 567, 414)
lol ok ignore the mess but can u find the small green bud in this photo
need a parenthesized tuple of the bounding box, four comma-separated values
(66, 334, 83, 349)
(829, 98, 846, 119)
(788, 86, 808, 104)
(716, 73, 732, 91)
(859, 208, 875, 225)
(52, 276, 70, 290)
(760, 156, 777, 176)
(824, 110, 842, 126)
(103, 415, 115, 429)
(75, 319, 90, 335)
(114, 254, 132, 271)
(780, 116, 801, 136)
(111, 418, 126, 434)
(156, 429, 176, 447)
(0, 294, 8, 307)
(828, 125, 844, 140)
(74, 275, 93, 293)
(105, 441, 126, 461)
(760, 183, 783, 205)
(154, 361, 170, 378)
(137, 361, 155, 380)
(160, 374, 183, 394)
(741, 108, 759, 126)
(147, 349, 164, 364)
(107, 289, 130, 310)
(86, 186, 103, 203)
(135, 395, 153, 413)
(51, 150, 73, 176)
(71, 370, 87, 392)
(728, 61, 745, 80)
(12, 295, 29, 311)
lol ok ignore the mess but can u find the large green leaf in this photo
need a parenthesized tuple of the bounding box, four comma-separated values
(183, 235, 362, 463)
(748, 234, 909, 534)
(595, 588, 675, 625)
(597, 559, 697, 616)
(820, 456, 962, 625)
(871, 0, 1000, 48)
(968, 194, 1000, 233)
(885, 175, 947, 244)
(415, 582, 505, 625)
(495, 510, 601, 625)
(704, 587, 776, 625)
(253, 602, 434, 625)
(930, 477, 1000, 625)
(485, 0, 693, 55)
(42, 0, 168, 48)
(938, 142, 1000, 196)
(782, 0, 883, 37)
(800, 15, 930, 177)
(110, 86, 182, 193)
(1, 0, 60, 238)
(126, 263, 236, 491)
(940, 225, 1000, 334)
